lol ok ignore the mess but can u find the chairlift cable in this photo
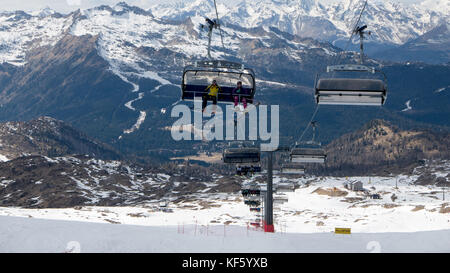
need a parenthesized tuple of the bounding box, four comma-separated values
(291, 104, 320, 149)
(213, 0, 226, 50)
(291, 1, 368, 150)
(331, 0, 368, 67)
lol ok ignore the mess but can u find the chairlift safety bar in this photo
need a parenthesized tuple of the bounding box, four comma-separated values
(326, 64, 375, 73)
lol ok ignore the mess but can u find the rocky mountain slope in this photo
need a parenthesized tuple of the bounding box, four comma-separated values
(0, 154, 241, 208)
(316, 119, 450, 175)
(0, 116, 120, 161)
(0, 148, 447, 209)
(374, 23, 450, 64)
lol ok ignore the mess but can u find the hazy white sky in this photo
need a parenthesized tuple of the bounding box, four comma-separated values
(0, 0, 425, 13)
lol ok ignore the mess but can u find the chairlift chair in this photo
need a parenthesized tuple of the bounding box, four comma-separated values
(223, 147, 260, 164)
(291, 147, 326, 164)
(182, 60, 256, 105)
(314, 64, 387, 106)
(275, 183, 295, 193)
(243, 195, 260, 202)
(315, 25, 387, 106)
(244, 200, 260, 207)
(241, 189, 261, 196)
(273, 195, 288, 204)
(236, 165, 262, 176)
(281, 163, 305, 175)
(290, 121, 326, 164)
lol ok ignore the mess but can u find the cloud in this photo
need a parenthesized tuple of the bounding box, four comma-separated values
(66, 0, 82, 6)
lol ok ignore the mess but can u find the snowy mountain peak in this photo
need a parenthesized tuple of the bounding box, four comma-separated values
(30, 7, 57, 18)
(113, 1, 153, 16)
(152, 0, 449, 47)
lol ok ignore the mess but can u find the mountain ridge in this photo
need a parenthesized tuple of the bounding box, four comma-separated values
(314, 119, 450, 176)
(0, 116, 121, 161)
(151, 0, 449, 52)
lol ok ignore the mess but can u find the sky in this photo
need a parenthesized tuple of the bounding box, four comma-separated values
(0, 0, 426, 14)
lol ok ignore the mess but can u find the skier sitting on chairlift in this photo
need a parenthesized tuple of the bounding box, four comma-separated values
(236, 166, 242, 176)
(202, 80, 221, 113)
(232, 81, 247, 110)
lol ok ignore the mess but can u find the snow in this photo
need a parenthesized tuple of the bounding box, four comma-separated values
(256, 79, 288, 87)
(0, 154, 8, 162)
(435, 86, 449, 93)
(417, 0, 450, 14)
(401, 100, 412, 112)
(123, 111, 147, 135)
(0, 12, 73, 66)
(0, 215, 449, 253)
(139, 71, 172, 86)
(124, 92, 144, 111)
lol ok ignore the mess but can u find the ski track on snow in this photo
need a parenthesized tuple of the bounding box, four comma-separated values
(118, 69, 178, 138)
(401, 100, 412, 112)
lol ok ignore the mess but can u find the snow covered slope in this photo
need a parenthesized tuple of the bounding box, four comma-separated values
(1, 167, 449, 233)
(1, 215, 449, 252)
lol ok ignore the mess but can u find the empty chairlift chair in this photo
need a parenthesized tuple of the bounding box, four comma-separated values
(273, 194, 288, 204)
(315, 25, 387, 106)
(290, 121, 326, 164)
(314, 64, 387, 106)
(276, 183, 295, 193)
(223, 147, 260, 164)
(281, 163, 305, 175)
(290, 147, 326, 164)
(182, 60, 256, 105)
